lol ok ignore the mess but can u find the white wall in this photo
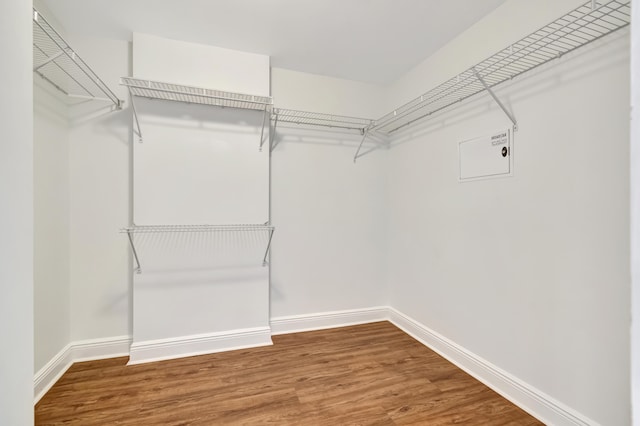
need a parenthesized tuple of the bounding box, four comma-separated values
(272, 68, 386, 118)
(133, 33, 270, 97)
(67, 35, 131, 342)
(385, 1, 630, 424)
(0, 1, 34, 424)
(631, 0, 640, 424)
(34, 79, 71, 373)
(270, 68, 388, 319)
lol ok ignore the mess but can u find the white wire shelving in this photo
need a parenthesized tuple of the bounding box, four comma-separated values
(371, 0, 631, 135)
(121, 224, 275, 274)
(33, 9, 123, 109)
(121, 77, 273, 148)
(272, 108, 375, 133)
(271, 108, 379, 161)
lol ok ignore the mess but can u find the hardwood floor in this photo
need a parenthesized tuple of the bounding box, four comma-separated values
(35, 322, 543, 425)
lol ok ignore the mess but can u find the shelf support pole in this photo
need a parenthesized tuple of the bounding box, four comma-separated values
(126, 231, 142, 274)
(127, 89, 143, 142)
(473, 67, 518, 131)
(262, 228, 275, 266)
(353, 129, 369, 163)
(259, 106, 269, 151)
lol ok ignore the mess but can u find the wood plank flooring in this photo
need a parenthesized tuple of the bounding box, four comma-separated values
(35, 322, 543, 425)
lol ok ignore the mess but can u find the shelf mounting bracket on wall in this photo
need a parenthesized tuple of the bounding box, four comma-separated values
(270, 113, 280, 152)
(126, 87, 143, 142)
(472, 67, 518, 132)
(126, 231, 142, 274)
(262, 226, 275, 266)
(353, 128, 370, 163)
(259, 105, 269, 151)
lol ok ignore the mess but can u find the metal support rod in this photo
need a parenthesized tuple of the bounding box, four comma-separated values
(270, 113, 279, 152)
(128, 88, 143, 142)
(262, 228, 275, 266)
(592, 0, 598, 9)
(259, 106, 268, 151)
(472, 67, 518, 131)
(353, 129, 369, 163)
(33, 50, 65, 71)
(67, 94, 117, 103)
(126, 232, 142, 274)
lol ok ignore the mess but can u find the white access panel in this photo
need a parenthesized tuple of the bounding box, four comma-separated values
(459, 128, 512, 181)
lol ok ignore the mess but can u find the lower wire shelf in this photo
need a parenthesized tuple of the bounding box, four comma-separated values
(121, 224, 275, 274)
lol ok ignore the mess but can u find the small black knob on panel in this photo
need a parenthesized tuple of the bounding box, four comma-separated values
(501, 147, 508, 157)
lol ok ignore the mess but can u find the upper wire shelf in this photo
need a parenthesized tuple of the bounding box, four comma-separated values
(33, 9, 122, 109)
(272, 108, 375, 133)
(121, 77, 273, 146)
(372, 0, 630, 135)
(121, 77, 272, 111)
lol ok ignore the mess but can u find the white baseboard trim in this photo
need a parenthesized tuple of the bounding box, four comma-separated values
(386, 308, 598, 426)
(33, 343, 73, 405)
(34, 335, 131, 404)
(270, 307, 389, 335)
(128, 327, 273, 365)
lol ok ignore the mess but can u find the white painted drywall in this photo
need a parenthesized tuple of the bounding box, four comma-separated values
(270, 68, 388, 319)
(34, 79, 71, 373)
(631, 0, 639, 424)
(132, 99, 270, 225)
(0, 1, 34, 424)
(272, 68, 387, 118)
(385, 1, 630, 424)
(133, 33, 270, 97)
(67, 35, 131, 341)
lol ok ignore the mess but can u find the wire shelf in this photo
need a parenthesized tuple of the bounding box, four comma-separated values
(372, 0, 630, 135)
(273, 108, 375, 132)
(33, 9, 122, 108)
(121, 77, 273, 111)
(121, 224, 275, 273)
(121, 224, 274, 234)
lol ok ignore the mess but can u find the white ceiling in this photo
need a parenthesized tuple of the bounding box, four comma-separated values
(42, 0, 508, 84)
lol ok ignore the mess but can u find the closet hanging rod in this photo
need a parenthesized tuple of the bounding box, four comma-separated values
(33, 9, 123, 109)
(371, 0, 630, 135)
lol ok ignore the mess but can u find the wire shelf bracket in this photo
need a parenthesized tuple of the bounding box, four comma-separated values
(121, 77, 273, 148)
(121, 223, 275, 274)
(33, 9, 123, 109)
(472, 67, 518, 131)
(353, 128, 371, 163)
(370, 0, 630, 136)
